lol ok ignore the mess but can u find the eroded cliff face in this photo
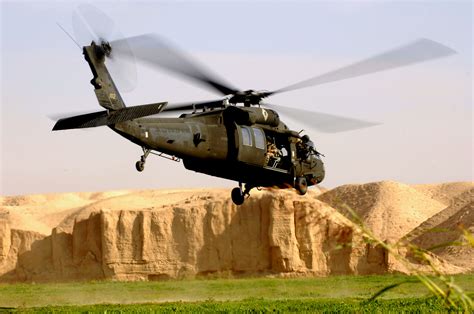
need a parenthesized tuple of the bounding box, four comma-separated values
(0, 216, 46, 281)
(1, 182, 471, 283)
(0, 190, 388, 282)
(0, 218, 10, 261)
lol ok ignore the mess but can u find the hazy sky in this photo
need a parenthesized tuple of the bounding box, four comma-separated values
(1, 1, 472, 196)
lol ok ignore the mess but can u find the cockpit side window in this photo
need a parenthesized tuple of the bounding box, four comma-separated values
(241, 127, 252, 146)
(252, 127, 265, 149)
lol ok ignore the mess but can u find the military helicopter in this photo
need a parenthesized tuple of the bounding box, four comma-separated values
(53, 5, 455, 205)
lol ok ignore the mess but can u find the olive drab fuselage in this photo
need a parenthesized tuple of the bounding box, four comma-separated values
(114, 107, 325, 188)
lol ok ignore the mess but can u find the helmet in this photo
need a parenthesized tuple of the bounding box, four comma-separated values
(301, 135, 310, 143)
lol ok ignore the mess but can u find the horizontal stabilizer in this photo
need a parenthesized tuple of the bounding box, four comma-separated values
(52, 102, 167, 131)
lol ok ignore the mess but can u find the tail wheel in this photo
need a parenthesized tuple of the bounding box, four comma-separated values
(135, 161, 145, 172)
(295, 176, 308, 195)
(231, 187, 245, 205)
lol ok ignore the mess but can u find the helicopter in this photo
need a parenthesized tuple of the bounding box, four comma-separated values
(53, 5, 456, 205)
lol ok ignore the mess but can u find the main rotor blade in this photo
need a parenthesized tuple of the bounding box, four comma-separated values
(112, 34, 239, 96)
(269, 38, 456, 95)
(264, 104, 380, 133)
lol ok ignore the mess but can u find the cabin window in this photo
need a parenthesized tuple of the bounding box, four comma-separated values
(252, 127, 265, 149)
(241, 127, 252, 146)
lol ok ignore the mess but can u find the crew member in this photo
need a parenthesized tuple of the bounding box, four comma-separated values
(297, 134, 317, 160)
(301, 135, 314, 150)
(265, 138, 281, 167)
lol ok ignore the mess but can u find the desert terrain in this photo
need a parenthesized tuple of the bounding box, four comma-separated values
(0, 181, 472, 282)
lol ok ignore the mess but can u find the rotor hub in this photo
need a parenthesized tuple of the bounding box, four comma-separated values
(228, 90, 271, 106)
(101, 40, 112, 56)
(92, 40, 112, 59)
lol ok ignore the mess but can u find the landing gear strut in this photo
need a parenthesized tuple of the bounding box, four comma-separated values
(231, 182, 254, 205)
(135, 147, 150, 172)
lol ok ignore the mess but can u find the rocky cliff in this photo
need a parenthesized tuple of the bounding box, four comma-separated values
(0, 182, 472, 282)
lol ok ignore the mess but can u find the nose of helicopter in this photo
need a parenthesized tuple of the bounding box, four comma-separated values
(311, 155, 325, 184)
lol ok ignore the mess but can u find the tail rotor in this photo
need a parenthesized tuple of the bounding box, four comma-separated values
(71, 3, 137, 92)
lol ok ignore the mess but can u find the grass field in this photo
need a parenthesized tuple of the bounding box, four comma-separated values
(0, 274, 472, 312)
(2, 298, 468, 313)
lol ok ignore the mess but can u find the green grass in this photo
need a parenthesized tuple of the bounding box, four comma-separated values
(4, 298, 469, 313)
(0, 274, 472, 311)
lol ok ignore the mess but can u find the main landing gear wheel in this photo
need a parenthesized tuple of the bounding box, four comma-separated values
(231, 187, 245, 205)
(231, 183, 254, 205)
(295, 176, 308, 195)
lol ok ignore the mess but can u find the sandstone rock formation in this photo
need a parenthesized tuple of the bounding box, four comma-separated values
(0, 182, 472, 282)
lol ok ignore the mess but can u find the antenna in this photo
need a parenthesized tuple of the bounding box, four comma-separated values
(56, 22, 81, 49)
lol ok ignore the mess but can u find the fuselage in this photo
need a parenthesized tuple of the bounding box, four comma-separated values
(111, 106, 325, 188)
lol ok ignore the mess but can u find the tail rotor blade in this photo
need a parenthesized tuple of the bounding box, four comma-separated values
(72, 3, 116, 44)
(71, 4, 137, 92)
(72, 7, 96, 46)
(107, 29, 137, 92)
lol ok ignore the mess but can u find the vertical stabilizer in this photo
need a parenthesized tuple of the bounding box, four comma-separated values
(83, 43, 126, 110)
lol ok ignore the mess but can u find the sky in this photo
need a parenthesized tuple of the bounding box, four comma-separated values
(1, 0, 472, 196)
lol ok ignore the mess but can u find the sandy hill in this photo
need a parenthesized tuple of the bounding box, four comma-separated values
(404, 188, 473, 270)
(0, 182, 471, 282)
(317, 181, 448, 242)
(412, 182, 473, 206)
(0, 191, 133, 234)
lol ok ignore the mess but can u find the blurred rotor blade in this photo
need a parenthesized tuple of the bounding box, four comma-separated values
(107, 31, 137, 92)
(72, 3, 116, 46)
(107, 53, 137, 92)
(162, 100, 225, 112)
(112, 34, 239, 96)
(72, 4, 137, 92)
(72, 8, 95, 46)
(269, 38, 456, 96)
(264, 104, 380, 133)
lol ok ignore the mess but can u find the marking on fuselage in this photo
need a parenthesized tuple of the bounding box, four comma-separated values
(261, 108, 268, 121)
